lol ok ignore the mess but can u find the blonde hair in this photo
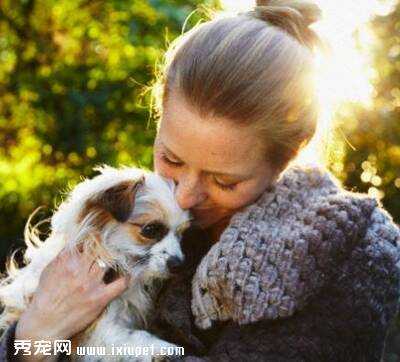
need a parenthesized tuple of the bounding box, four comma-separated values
(154, 0, 326, 173)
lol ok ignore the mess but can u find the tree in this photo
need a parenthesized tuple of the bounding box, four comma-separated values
(335, 3, 400, 359)
(0, 0, 219, 266)
(338, 3, 400, 221)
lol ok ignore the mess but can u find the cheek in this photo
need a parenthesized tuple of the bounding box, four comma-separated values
(213, 184, 265, 210)
(213, 193, 253, 210)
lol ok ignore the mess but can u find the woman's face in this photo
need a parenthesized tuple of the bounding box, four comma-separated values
(153, 95, 277, 229)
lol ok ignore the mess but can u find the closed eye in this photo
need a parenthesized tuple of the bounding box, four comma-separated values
(160, 148, 239, 191)
(213, 177, 238, 191)
(161, 153, 183, 168)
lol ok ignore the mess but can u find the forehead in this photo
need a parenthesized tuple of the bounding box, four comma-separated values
(159, 95, 265, 172)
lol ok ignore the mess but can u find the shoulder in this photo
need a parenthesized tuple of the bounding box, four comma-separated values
(233, 162, 378, 223)
(191, 163, 400, 329)
(364, 204, 400, 246)
(348, 205, 400, 295)
(222, 163, 384, 267)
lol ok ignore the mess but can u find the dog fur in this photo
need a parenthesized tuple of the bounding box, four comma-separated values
(0, 166, 191, 361)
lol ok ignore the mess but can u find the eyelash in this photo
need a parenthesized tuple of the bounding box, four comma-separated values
(161, 153, 182, 168)
(213, 179, 238, 191)
(160, 152, 238, 191)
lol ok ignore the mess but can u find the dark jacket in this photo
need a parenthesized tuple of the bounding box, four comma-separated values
(148, 165, 400, 362)
(2, 166, 400, 362)
(147, 223, 399, 362)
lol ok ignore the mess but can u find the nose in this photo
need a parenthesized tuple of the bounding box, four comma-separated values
(175, 174, 207, 209)
(166, 256, 185, 273)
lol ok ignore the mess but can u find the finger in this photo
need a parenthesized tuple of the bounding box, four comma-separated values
(54, 246, 92, 275)
(58, 246, 84, 265)
(77, 246, 99, 268)
(88, 259, 108, 280)
(44, 246, 73, 272)
(56, 246, 75, 260)
(101, 276, 129, 303)
(76, 243, 84, 253)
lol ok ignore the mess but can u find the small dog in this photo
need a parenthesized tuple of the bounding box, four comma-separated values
(0, 166, 191, 361)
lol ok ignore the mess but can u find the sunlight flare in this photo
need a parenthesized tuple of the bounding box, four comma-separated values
(220, 0, 396, 165)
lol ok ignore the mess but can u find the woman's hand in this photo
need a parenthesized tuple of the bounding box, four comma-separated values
(14, 247, 129, 361)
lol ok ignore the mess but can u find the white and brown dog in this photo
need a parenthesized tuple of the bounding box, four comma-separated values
(0, 166, 191, 361)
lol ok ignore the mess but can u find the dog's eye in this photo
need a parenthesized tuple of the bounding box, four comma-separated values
(140, 222, 168, 241)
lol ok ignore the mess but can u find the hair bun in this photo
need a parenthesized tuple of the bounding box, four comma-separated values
(252, 0, 324, 50)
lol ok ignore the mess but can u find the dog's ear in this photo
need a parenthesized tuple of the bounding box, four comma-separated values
(91, 177, 144, 222)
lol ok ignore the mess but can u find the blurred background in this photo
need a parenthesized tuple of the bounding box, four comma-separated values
(0, 0, 399, 359)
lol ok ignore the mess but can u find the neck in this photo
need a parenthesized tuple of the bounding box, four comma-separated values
(207, 217, 231, 244)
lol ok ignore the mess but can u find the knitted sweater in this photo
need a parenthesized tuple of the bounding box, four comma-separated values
(1, 164, 400, 362)
(149, 164, 400, 361)
(190, 163, 397, 328)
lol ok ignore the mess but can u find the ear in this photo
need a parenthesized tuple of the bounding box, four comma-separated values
(93, 177, 144, 222)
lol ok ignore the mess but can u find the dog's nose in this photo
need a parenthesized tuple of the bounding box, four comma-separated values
(166, 256, 185, 273)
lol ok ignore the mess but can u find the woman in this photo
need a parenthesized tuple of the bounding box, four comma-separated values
(2, 0, 400, 361)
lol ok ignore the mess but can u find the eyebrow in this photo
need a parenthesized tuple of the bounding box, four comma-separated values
(161, 142, 248, 179)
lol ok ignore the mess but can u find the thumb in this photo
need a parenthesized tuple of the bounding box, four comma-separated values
(101, 275, 129, 303)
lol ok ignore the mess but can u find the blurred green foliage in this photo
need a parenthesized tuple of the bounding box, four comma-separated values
(334, 4, 400, 360)
(0, 0, 218, 263)
(0, 0, 399, 357)
(337, 4, 400, 223)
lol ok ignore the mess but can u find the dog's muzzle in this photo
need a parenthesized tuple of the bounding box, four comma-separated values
(166, 256, 185, 273)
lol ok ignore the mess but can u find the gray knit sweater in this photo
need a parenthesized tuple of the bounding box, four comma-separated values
(150, 163, 400, 361)
(191, 163, 400, 329)
(2, 164, 400, 362)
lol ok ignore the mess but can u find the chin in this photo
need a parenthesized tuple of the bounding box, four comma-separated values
(192, 212, 234, 231)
